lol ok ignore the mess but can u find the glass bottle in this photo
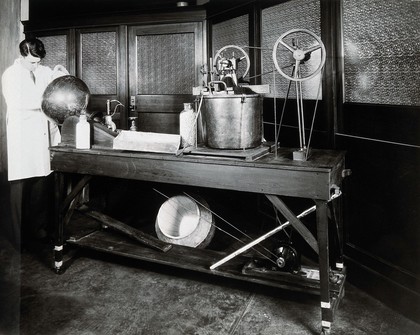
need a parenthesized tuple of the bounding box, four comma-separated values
(76, 113, 91, 149)
(179, 102, 197, 148)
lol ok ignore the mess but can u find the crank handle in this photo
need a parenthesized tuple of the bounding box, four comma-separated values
(342, 169, 352, 178)
(330, 185, 342, 199)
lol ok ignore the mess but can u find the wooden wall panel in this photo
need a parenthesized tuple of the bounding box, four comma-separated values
(337, 134, 420, 323)
(0, 1, 21, 333)
(336, 0, 420, 323)
(0, 0, 22, 182)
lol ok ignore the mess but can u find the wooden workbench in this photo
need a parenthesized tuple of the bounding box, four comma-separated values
(50, 145, 347, 335)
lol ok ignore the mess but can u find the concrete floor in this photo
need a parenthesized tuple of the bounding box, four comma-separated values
(1, 238, 420, 335)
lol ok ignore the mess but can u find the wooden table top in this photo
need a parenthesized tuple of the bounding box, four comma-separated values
(50, 145, 346, 200)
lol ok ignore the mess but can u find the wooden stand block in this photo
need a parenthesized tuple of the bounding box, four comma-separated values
(60, 116, 117, 148)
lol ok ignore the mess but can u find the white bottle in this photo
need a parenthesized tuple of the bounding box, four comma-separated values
(179, 102, 197, 148)
(76, 113, 91, 149)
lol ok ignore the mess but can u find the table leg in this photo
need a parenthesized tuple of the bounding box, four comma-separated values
(329, 196, 344, 271)
(315, 200, 332, 335)
(53, 174, 93, 274)
(53, 172, 65, 274)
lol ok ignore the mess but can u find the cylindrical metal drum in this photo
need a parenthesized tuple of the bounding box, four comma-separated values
(155, 194, 215, 248)
(201, 93, 263, 149)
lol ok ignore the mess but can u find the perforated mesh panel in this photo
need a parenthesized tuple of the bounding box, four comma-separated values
(262, 0, 321, 99)
(212, 14, 249, 81)
(40, 35, 67, 70)
(136, 33, 195, 95)
(81, 31, 117, 95)
(343, 0, 420, 106)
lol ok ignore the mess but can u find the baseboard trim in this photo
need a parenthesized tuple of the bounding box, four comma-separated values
(345, 255, 420, 325)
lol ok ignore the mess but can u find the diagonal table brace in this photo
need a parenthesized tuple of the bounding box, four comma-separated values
(211, 193, 341, 270)
(265, 194, 319, 254)
(211, 195, 321, 270)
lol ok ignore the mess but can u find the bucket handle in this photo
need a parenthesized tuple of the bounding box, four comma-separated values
(207, 81, 246, 103)
(208, 81, 227, 94)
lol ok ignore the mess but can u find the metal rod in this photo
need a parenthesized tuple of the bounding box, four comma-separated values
(275, 66, 295, 142)
(210, 192, 341, 270)
(152, 188, 279, 265)
(305, 67, 324, 160)
(183, 192, 280, 262)
(298, 80, 306, 148)
(210, 205, 317, 270)
(295, 79, 303, 149)
(273, 68, 278, 158)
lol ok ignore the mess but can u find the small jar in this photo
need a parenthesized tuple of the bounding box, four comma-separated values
(179, 102, 197, 148)
(75, 113, 91, 149)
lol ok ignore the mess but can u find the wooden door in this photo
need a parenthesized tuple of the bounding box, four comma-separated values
(128, 22, 204, 134)
(77, 27, 128, 128)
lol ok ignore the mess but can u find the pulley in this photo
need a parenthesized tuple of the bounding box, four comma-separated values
(213, 45, 250, 87)
(272, 28, 326, 82)
(272, 29, 326, 161)
(273, 241, 301, 274)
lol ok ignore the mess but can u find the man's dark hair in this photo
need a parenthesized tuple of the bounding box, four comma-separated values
(19, 38, 46, 59)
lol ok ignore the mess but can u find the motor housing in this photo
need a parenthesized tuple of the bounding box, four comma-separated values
(273, 241, 301, 274)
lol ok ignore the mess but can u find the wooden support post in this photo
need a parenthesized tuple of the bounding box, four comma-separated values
(54, 172, 65, 274)
(315, 199, 332, 334)
(60, 175, 92, 213)
(329, 196, 344, 269)
(55, 174, 92, 273)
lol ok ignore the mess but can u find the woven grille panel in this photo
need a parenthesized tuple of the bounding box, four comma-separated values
(81, 31, 117, 95)
(343, 0, 420, 106)
(40, 35, 67, 70)
(212, 14, 249, 81)
(262, 0, 321, 99)
(137, 33, 195, 95)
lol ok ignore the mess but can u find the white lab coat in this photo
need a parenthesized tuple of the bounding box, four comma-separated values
(2, 58, 64, 181)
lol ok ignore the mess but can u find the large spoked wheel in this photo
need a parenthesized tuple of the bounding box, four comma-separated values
(214, 45, 250, 80)
(272, 29, 326, 82)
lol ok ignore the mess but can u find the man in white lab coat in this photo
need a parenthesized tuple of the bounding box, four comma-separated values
(2, 37, 69, 250)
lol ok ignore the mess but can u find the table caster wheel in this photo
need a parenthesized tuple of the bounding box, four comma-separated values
(54, 266, 66, 275)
